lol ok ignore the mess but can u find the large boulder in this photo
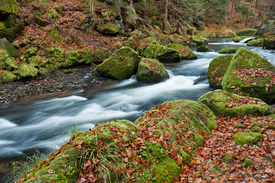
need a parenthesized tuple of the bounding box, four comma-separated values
(143, 44, 180, 63)
(247, 38, 263, 47)
(256, 18, 275, 36)
(95, 47, 140, 80)
(22, 99, 217, 183)
(236, 29, 257, 36)
(167, 43, 197, 59)
(197, 45, 209, 52)
(207, 55, 233, 89)
(136, 58, 169, 82)
(0, 17, 24, 42)
(221, 47, 275, 104)
(219, 47, 238, 54)
(124, 6, 137, 29)
(0, 0, 19, 16)
(198, 90, 272, 117)
(0, 38, 19, 57)
(191, 36, 209, 46)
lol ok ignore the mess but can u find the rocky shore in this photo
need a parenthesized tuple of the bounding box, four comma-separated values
(0, 66, 114, 105)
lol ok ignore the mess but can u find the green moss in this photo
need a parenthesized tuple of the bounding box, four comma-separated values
(124, 6, 137, 29)
(18, 63, 38, 78)
(46, 46, 65, 67)
(236, 124, 245, 128)
(267, 123, 275, 129)
(219, 47, 238, 54)
(167, 43, 197, 59)
(221, 47, 275, 104)
(64, 51, 80, 67)
(232, 36, 250, 42)
(198, 90, 271, 117)
(222, 154, 233, 164)
(0, 70, 17, 83)
(100, 23, 119, 35)
(95, 47, 140, 80)
(0, 16, 24, 42)
(232, 132, 262, 146)
(241, 158, 254, 168)
(143, 44, 180, 63)
(48, 28, 63, 44)
(191, 35, 209, 46)
(0, 0, 19, 15)
(136, 58, 169, 82)
(251, 126, 262, 132)
(47, 9, 60, 20)
(34, 17, 49, 27)
(247, 38, 263, 47)
(29, 56, 50, 68)
(24, 47, 39, 61)
(0, 54, 19, 71)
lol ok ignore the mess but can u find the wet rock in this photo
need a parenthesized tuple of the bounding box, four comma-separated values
(219, 47, 238, 54)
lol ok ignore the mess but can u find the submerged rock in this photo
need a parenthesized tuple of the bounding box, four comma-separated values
(207, 55, 233, 89)
(198, 90, 272, 117)
(221, 47, 275, 104)
(95, 47, 140, 79)
(136, 58, 169, 82)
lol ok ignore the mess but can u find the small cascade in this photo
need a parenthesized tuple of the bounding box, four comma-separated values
(240, 37, 256, 43)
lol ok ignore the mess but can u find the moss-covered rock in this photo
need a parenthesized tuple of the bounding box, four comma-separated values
(267, 123, 275, 129)
(143, 44, 180, 63)
(89, 48, 111, 64)
(222, 154, 233, 164)
(0, 38, 19, 58)
(207, 55, 233, 89)
(0, 70, 17, 83)
(197, 45, 209, 52)
(0, 54, 19, 71)
(221, 47, 275, 104)
(136, 58, 169, 82)
(236, 29, 257, 36)
(167, 43, 197, 59)
(232, 132, 262, 146)
(264, 35, 275, 49)
(241, 158, 254, 168)
(124, 6, 137, 29)
(232, 36, 250, 42)
(34, 17, 49, 27)
(95, 47, 140, 80)
(46, 46, 65, 68)
(0, 0, 19, 15)
(100, 23, 119, 35)
(257, 19, 275, 36)
(18, 63, 38, 78)
(247, 38, 263, 47)
(191, 36, 209, 46)
(47, 8, 60, 20)
(198, 90, 272, 117)
(23, 47, 39, 62)
(251, 126, 262, 132)
(219, 47, 238, 54)
(29, 56, 50, 68)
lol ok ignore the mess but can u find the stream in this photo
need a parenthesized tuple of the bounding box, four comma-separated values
(1, 38, 275, 181)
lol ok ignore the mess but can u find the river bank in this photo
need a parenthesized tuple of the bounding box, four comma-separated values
(0, 65, 114, 106)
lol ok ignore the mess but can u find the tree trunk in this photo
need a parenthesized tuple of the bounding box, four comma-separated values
(129, 0, 133, 7)
(230, 0, 235, 23)
(89, 0, 95, 18)
(251, 0, 258, 28)
(164, 0, 169, 31)
(113, 0, 122, 20)
(142, 0, 146, 19)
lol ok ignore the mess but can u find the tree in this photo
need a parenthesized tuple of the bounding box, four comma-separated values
(230, 0, 235, 23)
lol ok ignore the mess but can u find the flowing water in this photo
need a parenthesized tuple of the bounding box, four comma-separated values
(1, 38, 275, 182)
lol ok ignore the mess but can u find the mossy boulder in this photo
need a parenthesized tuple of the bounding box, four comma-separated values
(46, 46, 65, 67)
(267, 123, 275, 129)
(0, 54, 19, 71)
(88, 48, 111, 64)
(264, 35, 275, 49)
(95, 47, 140, 80)
(167, 43, 197, 59)
(207, 55, 233, 89)
(18, 63, 38, 78)
(0, 38, 19, 58)
(47, 9, 60, 20)
(241, 159, 254, 168)
(256, 19, 275, 36)
(29, 56, 50, 68)
(247, 38, 263, 47)
(143, 44, 180, 63)
(232, 132, 262, 146)
(0, 0, 19, 15)
(23, 47, 39, 62)
(136, 58, 169, 82)
(236, 29, 257, 36)
(198, 90, 272, 117)
(191, 36, 209, 46)
(197, 45, 209, 52)
(136, 39, 156, 55)
(124, 6, 137, 29)
(221, 47, 275, 104)
(232, 36, 250, 42)
(0, 16, 24, 42)
(100, 23, 119, 35)
(219, 47, 238, 54)
(0, 70, 17, 83)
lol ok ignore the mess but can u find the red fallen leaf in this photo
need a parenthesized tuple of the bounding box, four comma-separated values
(121, 151, 127, 156)
(271, 150, 275, 157)
(33, 175, 38, 178)
(126, 149, 132, 158)
(155, 159, 159, 164)
(164, 168, 169, 174)
(149, 138, 157, 144)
